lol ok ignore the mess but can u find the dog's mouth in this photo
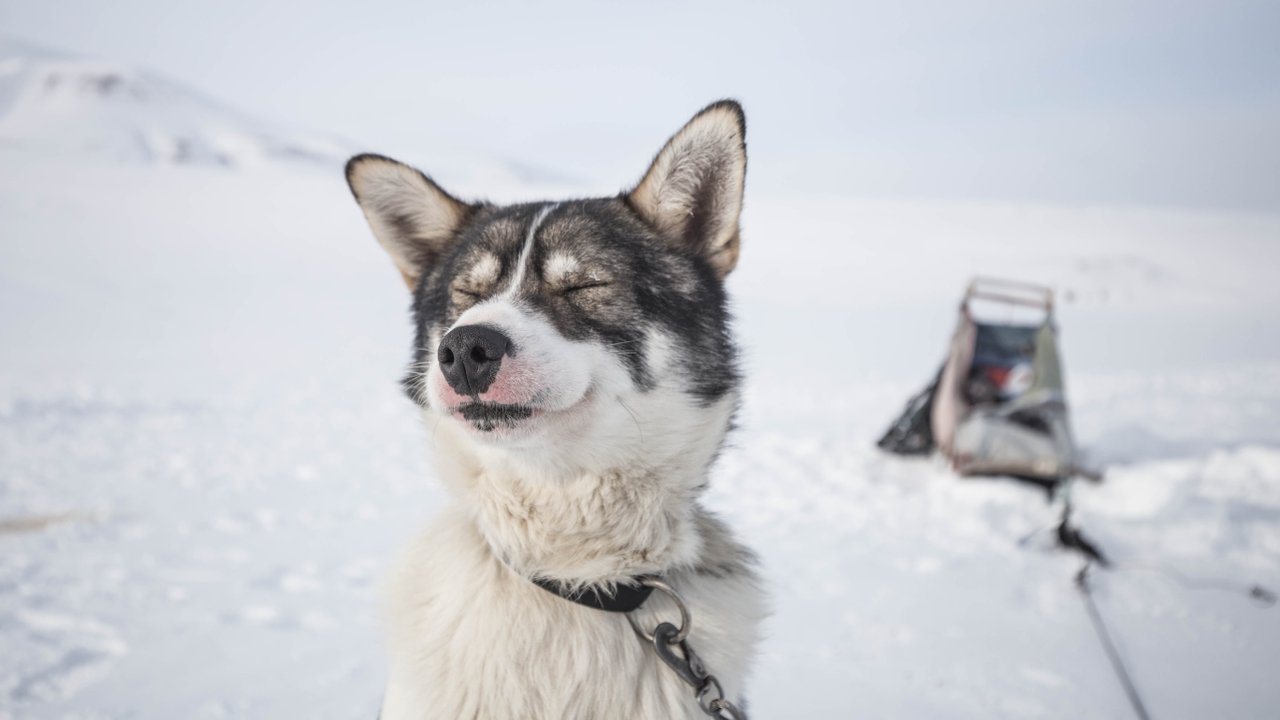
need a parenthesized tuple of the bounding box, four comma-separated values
(453, 402, 536, 432)
(448, 388, 594, 436)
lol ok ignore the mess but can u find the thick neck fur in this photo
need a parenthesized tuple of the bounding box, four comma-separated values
(428, 391, 735, 589)
(470, 462, 702, 588)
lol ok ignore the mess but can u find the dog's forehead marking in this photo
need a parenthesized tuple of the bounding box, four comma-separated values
(543, 252, 580, 286)
(497, 202, 559, 300)
(467, 252, 501, 286)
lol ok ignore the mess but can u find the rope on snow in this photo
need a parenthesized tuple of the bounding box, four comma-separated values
(1075, 564, 1153, 720)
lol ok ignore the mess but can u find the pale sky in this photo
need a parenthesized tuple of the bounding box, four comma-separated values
(2, 0, 1278, 211)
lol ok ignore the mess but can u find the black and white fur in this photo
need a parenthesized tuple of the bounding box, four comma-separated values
(346, 100, 764, 720)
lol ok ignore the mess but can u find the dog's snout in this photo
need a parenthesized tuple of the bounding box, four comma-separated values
(438, 325, 512, 395)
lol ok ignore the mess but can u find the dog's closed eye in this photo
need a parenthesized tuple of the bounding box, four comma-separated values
(452, 286, 488, 302)
(560, 280, 611, 295)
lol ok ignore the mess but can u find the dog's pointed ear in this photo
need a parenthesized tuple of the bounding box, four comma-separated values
(345, 154, 476, 290)
(626, 100, 746, 279)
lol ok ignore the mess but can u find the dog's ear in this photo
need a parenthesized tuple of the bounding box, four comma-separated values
(345, 154, 476, 290)
(626, 100, 746, 279)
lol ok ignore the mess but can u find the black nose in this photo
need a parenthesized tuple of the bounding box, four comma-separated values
(437, 325, 513, 395)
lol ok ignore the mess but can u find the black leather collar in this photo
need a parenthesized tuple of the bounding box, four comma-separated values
(531, 576, 656, 613)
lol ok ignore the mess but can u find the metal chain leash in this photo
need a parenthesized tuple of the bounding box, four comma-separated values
(627, 579, 747, 720)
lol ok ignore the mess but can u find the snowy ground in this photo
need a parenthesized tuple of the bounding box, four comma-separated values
(2, 153, 1279, 719)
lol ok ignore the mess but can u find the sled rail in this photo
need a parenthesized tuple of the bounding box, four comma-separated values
(965, 277, 1054, 312)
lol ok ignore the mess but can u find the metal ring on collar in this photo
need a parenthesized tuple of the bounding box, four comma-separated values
(627, 578, 691, 644)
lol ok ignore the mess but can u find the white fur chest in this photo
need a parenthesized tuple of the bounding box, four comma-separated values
(379, 510, 763, 720)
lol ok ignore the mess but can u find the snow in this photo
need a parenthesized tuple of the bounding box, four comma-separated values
(0, 38, 348, 168)
(3, 59, 1280, 720)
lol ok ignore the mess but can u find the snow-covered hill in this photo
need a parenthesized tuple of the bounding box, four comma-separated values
(0, 37, 347, 167)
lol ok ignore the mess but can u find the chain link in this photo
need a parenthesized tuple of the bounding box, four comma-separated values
(628, 580, 747, 720)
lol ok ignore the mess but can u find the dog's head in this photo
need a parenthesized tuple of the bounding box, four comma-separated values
(346, 101, 746, 476)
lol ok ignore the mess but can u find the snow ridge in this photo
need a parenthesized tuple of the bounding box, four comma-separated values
(0, 37, 348, 168)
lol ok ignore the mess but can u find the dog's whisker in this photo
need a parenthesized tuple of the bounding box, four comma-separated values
(616, 396, 644, 444)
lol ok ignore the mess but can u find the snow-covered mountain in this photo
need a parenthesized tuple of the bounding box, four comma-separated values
(0, 37, 348, 167)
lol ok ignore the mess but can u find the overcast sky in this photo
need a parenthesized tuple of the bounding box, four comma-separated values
(3, 0, 1278, 211)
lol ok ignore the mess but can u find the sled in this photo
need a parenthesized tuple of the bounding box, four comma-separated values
(878, 278, 1095, 485)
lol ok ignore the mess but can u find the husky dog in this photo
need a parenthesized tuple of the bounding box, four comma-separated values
(345, 100, 765, 720)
